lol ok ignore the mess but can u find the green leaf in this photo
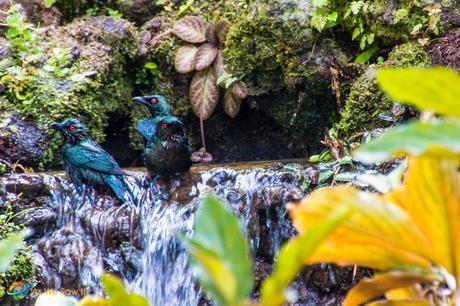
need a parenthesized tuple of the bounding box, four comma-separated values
(101, 274, 149, 306)
(377, 68, 460, 119)
(351, 27, 361, 40)
(260, 207, 352, 306)
(354, 47, 379, 64)
(43, 0, 57, 8)
(354, 120, 460, 163)
(0, 229, 28, 273)
(180, 196, 253, 306)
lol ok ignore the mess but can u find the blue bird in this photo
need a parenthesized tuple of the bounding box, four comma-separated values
(50, 118, 136, 204)
(132, 95, 173, 142)
(142, 116, 192, 178)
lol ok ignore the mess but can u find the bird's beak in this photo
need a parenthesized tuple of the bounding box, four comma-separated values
(50, 123, 62, 130)
(132, 96, 147, 105)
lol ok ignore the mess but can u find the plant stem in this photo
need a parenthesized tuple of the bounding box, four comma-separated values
(200, 116, 206, 152)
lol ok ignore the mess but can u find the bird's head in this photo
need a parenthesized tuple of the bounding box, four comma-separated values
(155, 116, 187, 148)
(50, 118, 89, 142)
(132, 95, 173, 117)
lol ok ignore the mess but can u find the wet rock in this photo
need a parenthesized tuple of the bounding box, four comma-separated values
(0, 114, 49, 168)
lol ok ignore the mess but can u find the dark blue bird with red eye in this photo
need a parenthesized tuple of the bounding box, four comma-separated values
(50, 118, 136, 204)
(142, 116, 192, 178)
(132, 95, 173, 142)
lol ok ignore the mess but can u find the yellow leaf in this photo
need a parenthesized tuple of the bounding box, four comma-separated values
(402, 157, 460, 281)
(366, 300, 430, 306)
(288, 186, 433, 270)
(77, 296, 110, 306)
(343, 272, 438, 306)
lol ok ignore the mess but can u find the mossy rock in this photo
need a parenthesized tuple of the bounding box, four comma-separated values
(336, 42, 431, 137)
(0, 212, 36, 299)
(0, 16, 139, 167)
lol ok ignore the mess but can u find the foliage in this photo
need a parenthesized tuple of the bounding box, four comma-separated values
(43, 0, 57, 8)
(309, 0, 451, 54)
(180, 195, 350, 306)
(180, 196, 253, 306)
(172, 16, 247, 119)
(0, 207, 35, 298)
(0, 7, 138, 166)
(35, 274, 149, 306)
(287, 67, 460, 305)
(337, 42, 431, 137)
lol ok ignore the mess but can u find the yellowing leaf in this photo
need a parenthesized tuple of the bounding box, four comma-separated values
(288, 186, 434, 270)
(195, 43, 218, 71)
(173, 16, 209, 43)
(190, 67, 219, 120)
(261, 206, 352, 306)
(401, 157, 460, 281)
(366, 300, 430, 306)
(377, 68, 460, 119)
(175, 45, 198, 73)
(180, 196, 253, 306)
(101, 274, 149, 306)
(77, 296, 110, 306)
(343, 272, 438, 306)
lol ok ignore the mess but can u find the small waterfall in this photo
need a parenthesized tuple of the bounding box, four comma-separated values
(2, 162, 306, 306)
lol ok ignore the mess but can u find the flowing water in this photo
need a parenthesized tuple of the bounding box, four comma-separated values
(2, 162, 308, 306)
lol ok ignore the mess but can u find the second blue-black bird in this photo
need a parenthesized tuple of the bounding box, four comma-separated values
(132, 95, 173, 142)
(51, 118, 136, 204)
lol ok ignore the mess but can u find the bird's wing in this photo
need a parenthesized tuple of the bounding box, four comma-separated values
(137, 119, 156, 141)
(65, 140, 126, 176)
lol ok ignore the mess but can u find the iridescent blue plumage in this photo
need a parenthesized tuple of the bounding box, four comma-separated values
(132, 95, 173, 142)
(142, 116, 192, 177)
(51, 118, 136, 204)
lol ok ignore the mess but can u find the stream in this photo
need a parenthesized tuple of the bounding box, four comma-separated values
(1, 160, 364, 306)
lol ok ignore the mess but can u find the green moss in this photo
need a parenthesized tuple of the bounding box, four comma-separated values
(337, 42, 431, 137)
(0, 212, 36, 291)
(0, 16, 139, 166)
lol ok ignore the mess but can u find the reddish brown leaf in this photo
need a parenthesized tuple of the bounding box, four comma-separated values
(224, 90, 242, 118)
(232, 81, 248, 99)
(195, 43, 219, 71)
(175, 45, 198, 73)
(214, 19, 231, 46)
(205, 24, 218, 44)
(173, 16, 209, 43)
(190, 67, 219, 120)
(213, 51, 226, 77)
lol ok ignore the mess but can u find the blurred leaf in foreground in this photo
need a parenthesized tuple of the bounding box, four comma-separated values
(260, 206, 353, 306)
(180, 195, 253, 306)
(0, 229, 29, 273)
(377, 68, 460, 119)
(354, 120, 460, 163)
(288, 156, 460, 305)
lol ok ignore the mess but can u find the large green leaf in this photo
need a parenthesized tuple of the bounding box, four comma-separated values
(0, 229, 28, 273)
(377, 68, 460, 119)
(260, 207, 353, 306)
(354, 120, 460, 163)
(43, 0, 57, 8)
(180, 196, 253, 306)
(101, 274, 149, 306)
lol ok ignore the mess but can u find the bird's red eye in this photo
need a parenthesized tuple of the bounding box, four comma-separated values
(69, 126, 77, 131)
(151, 98, 157, 104)
(162, 123, 168, 129)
